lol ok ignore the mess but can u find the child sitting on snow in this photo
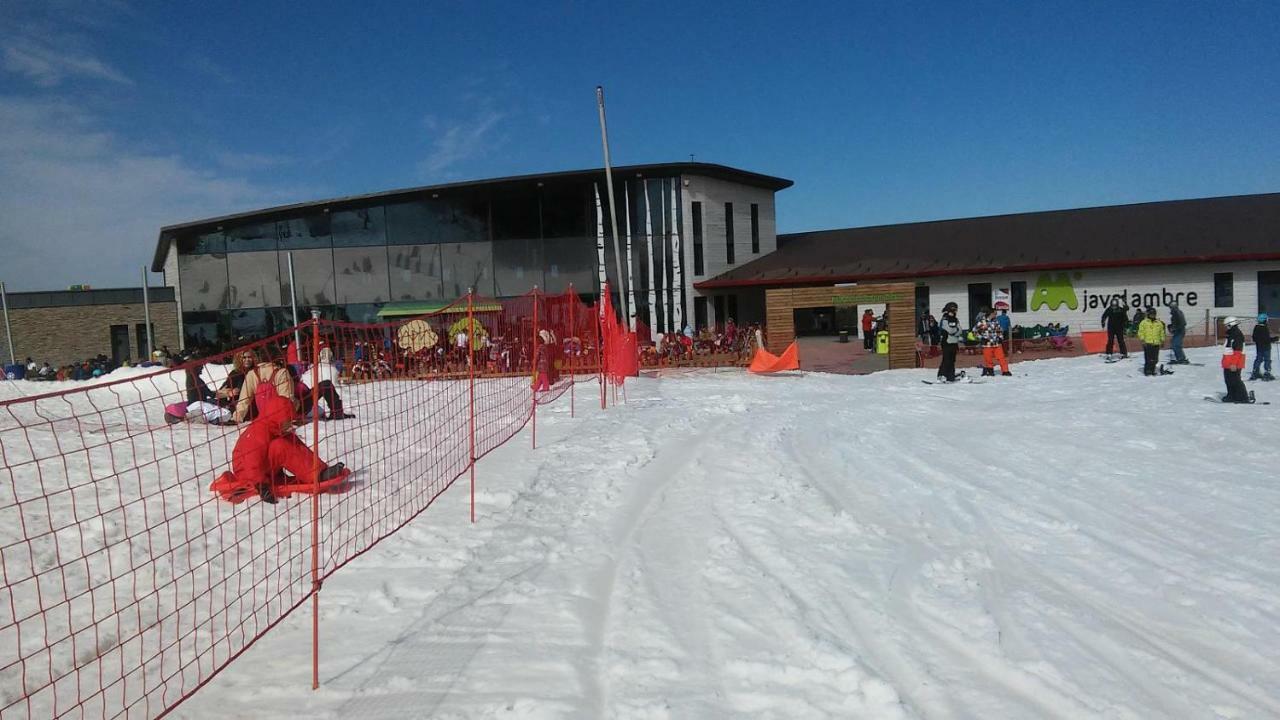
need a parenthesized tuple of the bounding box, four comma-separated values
(164, 401, 234, 426)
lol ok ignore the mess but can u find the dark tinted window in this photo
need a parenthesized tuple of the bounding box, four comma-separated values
(224, 222, 277, 252)
(331, 206, 387, 247)
(278, 214, 332, 250)
(1011, 281, 1027, 312)
(1214, 272, 1234, 307)
(725, 202, 735, 265)
(692, 202, 704, 275)
(493, 189, 542, 295)
(334, 246, 391, 303)
(750, 203, 760, 254)
(388, 244, 443, 300)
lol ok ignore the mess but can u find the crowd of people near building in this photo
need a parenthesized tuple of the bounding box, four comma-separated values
(642, 318, 762, 366)
(15, 349, 175, 382)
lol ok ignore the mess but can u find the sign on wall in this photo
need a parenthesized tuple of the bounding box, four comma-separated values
(993, 288, 1011, 311)
(1030, 272, 1200, 312)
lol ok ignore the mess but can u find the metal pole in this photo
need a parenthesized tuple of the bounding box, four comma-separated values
(288, 252, 301, 352)
(141, 267, 154, 359)
(309, 308, 321, 690)
(532, 288, 540, 449)
(596, 86, 630, 326)
(569, 284, 575, 418)
(468, 288, 476, 524)
(0, 281, 14, 367)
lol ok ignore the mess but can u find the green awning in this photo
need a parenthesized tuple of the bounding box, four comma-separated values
(376, 300, 503, 318)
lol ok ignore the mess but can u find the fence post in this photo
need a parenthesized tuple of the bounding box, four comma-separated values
(468, 288, 476, 524)
(309, 308, 322, 690)
(598, 299, 606, 410)
(569, 284, 575, 418)
(532, 287, 539, 449)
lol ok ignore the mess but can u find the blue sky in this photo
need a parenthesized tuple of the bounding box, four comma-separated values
(2, 1, 1279, 291)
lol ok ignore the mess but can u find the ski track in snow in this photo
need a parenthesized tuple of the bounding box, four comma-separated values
(8, 348, 1279, 719)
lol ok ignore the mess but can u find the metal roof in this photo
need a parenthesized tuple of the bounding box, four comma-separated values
(696, 191, 1280, 289)
(151, 162, 793, 272)
(5, 286, 176, 309)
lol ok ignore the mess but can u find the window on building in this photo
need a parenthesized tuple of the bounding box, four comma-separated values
(1214, 272, 1234, 307)
(694, 296, 708, 331)
(135, 323, 154, 359)
(724, 202, 735, 265)
(692, 202, 704, 275)
(727, 294, 738, 322)
(714, 296, 726, 328)
(750, 203, 760, 254)
(1011, 281, 1027, 312)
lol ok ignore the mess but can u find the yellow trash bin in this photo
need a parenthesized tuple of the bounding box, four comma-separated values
(875, 330, 890, 355)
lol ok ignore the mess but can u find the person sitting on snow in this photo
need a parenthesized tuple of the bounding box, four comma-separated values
(213, 394, 345, 504)
(164, 400, 234, 426)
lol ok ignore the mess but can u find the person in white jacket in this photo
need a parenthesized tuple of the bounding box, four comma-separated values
(298, 347, 354, 420)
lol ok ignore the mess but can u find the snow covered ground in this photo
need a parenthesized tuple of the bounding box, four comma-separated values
(9, 348, 1280, 719)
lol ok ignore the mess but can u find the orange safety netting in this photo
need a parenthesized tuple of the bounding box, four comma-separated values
(0, 288, 598, 720)
(598, 282, 638, 386)
(748, 341, 801, 373)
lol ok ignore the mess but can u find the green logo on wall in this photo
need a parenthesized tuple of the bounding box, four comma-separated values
(1031, 272, 1079, 311)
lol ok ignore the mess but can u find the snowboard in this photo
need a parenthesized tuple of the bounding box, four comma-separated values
(274, 467, 354, 499)
(922, 379, 985, 385)
(1204, 394, 1269, 405)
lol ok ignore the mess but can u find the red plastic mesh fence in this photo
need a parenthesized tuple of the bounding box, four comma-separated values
(0, 289, 598, 720)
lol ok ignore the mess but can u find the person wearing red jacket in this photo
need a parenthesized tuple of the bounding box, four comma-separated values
(212, 394, 345, 503)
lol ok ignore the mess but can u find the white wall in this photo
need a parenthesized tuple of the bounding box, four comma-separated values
(917, 261, 1280, 334)
(681, 174, 778, 328)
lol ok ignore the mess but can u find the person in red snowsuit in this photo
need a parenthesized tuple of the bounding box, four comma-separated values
(214, 394, 343, 503)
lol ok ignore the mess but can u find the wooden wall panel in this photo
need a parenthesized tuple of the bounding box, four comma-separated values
(764, 283, 918, 370)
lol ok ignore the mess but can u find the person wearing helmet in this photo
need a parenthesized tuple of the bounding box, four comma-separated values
(937, 301, 964, 382)
(1221, 316, 1251, 402)
(1137, 307, 1167, 376)
(1100, 297, 1130, 359)
(1251, 313, 1275, 381)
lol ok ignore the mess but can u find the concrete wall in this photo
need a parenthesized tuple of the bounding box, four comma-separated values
(681, 174, 778, 328)
(916, 261, 1280, 335)
(1, 302, 180, 366)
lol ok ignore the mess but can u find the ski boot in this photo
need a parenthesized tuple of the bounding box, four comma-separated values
(1250, 372, 1262, 381)
(256, 483, 278, 504)
(981, 367, 995, 377)
(1265, 373, 1276, 382)
(1001, 371, 1013, 376)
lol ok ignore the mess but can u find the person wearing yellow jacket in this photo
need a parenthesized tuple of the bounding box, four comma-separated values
(1136, 307, 1167, 376)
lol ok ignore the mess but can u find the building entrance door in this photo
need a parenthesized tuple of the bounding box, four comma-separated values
(968, 283, 993, 324)
(109, 325, 131, 365)
(1259, 271, 1280, 316)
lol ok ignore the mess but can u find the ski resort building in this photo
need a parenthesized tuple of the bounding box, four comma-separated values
(151, 161, 1280, 349)
(696, 191, 1280, 336)
(150, 163, 791, 350)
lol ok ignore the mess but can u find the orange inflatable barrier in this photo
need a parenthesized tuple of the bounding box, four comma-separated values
(1080, 330, 1109, 354)
(748, 341, 800, 373)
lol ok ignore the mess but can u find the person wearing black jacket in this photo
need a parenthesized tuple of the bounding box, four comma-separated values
(1222, 317, 1251, 402)
(1100, 299, 1130, 358)
(1168, 301, 1189, 364)
(1251, 313, 1275, 381)
(937, 302, 963, 382)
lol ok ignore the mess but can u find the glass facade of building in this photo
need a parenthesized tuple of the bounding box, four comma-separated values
(174, 175, 683, 349)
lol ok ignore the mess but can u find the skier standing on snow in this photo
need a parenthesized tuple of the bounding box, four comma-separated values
(1167, 300, 1189, 364)
(1137, 307, 1167, 376)
(937, 302, 963, 382)
(1101, 299, 1130, 359)
(1221, 316, 1251, 403)
(975, 310, 1012, 376)
(1251, 314, 1275, 381)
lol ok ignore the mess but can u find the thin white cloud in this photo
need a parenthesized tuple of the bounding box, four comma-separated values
(212, 150, 294, 170)
(0, 96, 305, 291)
(2, 36, 132, 87)
(418, 110, 506, 179)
